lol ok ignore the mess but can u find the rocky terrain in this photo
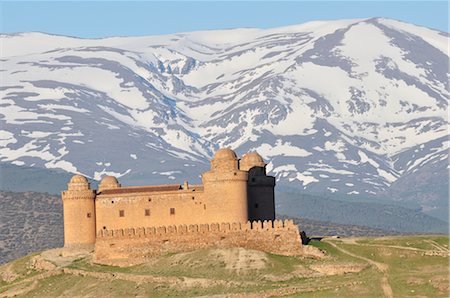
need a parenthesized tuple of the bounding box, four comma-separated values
(0, 235, 448, 297)
(1, 17, 449, 221)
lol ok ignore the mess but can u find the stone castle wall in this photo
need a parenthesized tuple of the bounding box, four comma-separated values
(95, 188, 209, 231)
(94, 219, 303, 265)
(62, 149, 286, 260)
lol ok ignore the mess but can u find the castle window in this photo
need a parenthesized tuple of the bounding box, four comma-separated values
(234, 172, 237, 176)
(192, 196, 195, 200)
(170, 208, 175, 215)
(251, 178, 255, 182)
(254, 203, 259, 208)
(148, 198, 151, 202)
(86, 212, 91, 218)
(103, 226, 106, 230)
(119, 210, 125, 217)
(145, 209, 150, 216)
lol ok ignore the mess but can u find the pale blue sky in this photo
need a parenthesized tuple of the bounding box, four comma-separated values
(1, 1, 448, 38)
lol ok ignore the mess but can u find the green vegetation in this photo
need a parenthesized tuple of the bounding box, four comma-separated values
(0, 235, 448, 297)
(333, 236, 449, 298)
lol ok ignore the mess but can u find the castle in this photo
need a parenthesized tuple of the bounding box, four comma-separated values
(62, 148, 303, 264)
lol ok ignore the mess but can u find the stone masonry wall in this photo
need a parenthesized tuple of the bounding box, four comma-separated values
(94, 219, 303, 264)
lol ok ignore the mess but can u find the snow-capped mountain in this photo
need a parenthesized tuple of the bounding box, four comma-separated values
(1, 18, 448, 217)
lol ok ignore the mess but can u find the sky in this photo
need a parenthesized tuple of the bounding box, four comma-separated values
(1, 1, 448, 38)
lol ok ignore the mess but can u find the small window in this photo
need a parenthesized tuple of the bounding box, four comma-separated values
(111, 200, 114, 204)
(192, 196, 195, 200)
(119, 210, 125, 217)
(251, 178, 256, 182)
(148, 198, 151, 202)
(254, 204, 259, 208)
(103, 226, 106, 230)
(170, 208, 175, 215)
(234, 172, 237, 176)
(87, 212, 91, 218)
(145, 209, 150, 216)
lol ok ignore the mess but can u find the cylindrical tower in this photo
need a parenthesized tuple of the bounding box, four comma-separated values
(61, 175, 96, 249)
(202, 148, 249, 223)
(241, 152, 276, 221)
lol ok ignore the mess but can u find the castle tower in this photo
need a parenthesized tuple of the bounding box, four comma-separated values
(61, 175, 96, 249)
(98, 175, 120, 192)
(202, 148, 249, 223)
(241, 152, 276, 221)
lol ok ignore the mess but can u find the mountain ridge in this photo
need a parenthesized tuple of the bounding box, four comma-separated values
(1, 17, 448, 220)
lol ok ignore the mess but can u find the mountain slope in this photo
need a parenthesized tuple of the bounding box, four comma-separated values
(1, 18, 448, 219)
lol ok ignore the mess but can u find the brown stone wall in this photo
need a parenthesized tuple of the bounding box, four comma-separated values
(96, 190, 208, 231)
(93, 219, 303, 264)
(95, 168, 256, 233)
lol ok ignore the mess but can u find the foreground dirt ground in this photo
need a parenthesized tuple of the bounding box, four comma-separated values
(0, 235, 448, 297)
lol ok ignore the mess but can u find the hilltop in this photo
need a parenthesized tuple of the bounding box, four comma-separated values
(0, 235, 448, 297)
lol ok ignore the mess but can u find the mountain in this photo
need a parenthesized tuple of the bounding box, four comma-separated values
(1, 18, 448, 220)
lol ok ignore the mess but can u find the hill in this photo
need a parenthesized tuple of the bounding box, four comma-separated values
(1, 18, 449, 219)
(0, 163, 98, 194)
(277, 191, 449, 234)
(0, 235, 448, 297)
(0, 191, 63, 265)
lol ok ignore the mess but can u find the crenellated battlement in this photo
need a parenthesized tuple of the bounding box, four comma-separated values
(94, 219, 302, 265)
(96, 219, 297, 239)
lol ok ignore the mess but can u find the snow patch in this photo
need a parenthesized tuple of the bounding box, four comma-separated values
(327, 187, 338, 193)
(377, 168, 397, 183)
(290, 172, 319, 186)
(0, 130, 17, 146)
(347, 190, 360, 195)
(253, 140, 312, 159)
(94, 169, 131, 180)
(358, 150, 380, 168)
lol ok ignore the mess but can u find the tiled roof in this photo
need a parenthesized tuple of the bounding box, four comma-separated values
(99, 184, 182, 195)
